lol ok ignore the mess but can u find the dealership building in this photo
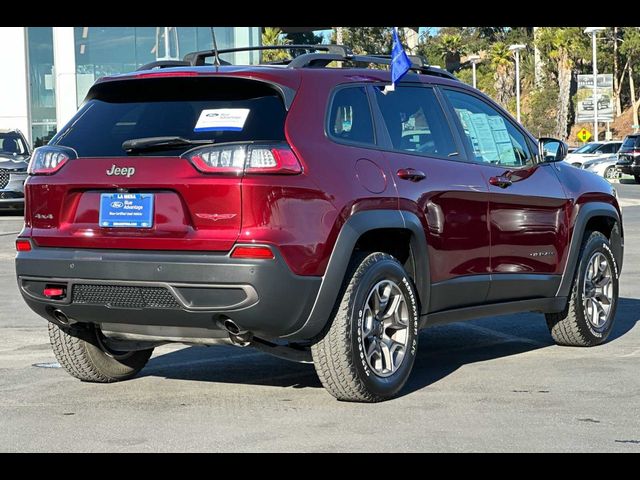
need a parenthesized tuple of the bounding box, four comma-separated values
(0, 27, 262, 147)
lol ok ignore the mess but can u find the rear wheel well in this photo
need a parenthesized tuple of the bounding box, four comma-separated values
(353, 228, 415, 280)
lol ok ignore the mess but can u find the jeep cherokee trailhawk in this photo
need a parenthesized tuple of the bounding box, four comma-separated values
(15, 45, 624, 402)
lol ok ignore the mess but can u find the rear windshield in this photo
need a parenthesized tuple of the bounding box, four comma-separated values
(622, 135, 640, 148)
(52, 77, 287, 157)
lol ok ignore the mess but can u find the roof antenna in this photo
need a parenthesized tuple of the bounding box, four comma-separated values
(210, 27, 221, 67)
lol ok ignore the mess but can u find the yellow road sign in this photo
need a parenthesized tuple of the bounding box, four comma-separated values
(577, 128, 592, 142)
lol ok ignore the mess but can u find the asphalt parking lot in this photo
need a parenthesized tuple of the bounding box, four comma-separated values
(1, 182, 639, 452)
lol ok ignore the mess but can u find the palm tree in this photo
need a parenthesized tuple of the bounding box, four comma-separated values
(489, 42, 514, 108)
(261, 27, 291, 63)
(536, 28, 589, 139)
(436, 33, 465, 72)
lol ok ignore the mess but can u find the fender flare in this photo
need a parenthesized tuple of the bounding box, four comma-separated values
(283, 209, 430, 341)
(556, 202, 623, 297)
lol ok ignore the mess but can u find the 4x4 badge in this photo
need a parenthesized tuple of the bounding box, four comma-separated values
(106, 165, 135, 177)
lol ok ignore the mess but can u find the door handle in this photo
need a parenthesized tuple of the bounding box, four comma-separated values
(397, 168, 426, 182)
(489, 175, 513, 188)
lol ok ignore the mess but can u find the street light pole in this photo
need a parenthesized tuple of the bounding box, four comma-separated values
(509, 44, 526, 124)
(468, 54, 481, 89)
(585, 27, 606, 141)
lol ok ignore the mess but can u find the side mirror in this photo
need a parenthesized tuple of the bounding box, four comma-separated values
(538, 137, 568, 163)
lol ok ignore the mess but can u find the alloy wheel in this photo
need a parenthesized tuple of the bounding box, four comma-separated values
(360, 280, 410, 377)
(582, 252, 614, 329)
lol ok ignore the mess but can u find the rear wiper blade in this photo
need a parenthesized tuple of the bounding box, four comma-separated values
(122, 136, 215, 153)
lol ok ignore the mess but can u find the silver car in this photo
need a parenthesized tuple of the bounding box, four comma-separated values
(0, 129, 30, 211)
(582, 154, 620, 181)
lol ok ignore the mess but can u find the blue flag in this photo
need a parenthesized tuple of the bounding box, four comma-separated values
(390, 27, 411, 88)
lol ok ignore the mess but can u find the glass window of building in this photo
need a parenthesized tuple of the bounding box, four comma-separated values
(27, 27, 57, 147)
(74, 27, 260, 106)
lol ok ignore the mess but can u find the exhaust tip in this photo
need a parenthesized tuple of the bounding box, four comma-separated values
(223, 319, 242, 335)
(219, 317, 252, 346)
(52, 309, 70, 326)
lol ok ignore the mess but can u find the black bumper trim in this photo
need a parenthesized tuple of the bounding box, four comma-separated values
(16, 246, 321, 339)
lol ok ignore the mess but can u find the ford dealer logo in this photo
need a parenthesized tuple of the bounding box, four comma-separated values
(110, 201, 124, 208)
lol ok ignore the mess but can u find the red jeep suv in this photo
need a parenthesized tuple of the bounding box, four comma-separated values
(15, 45, 624, 402)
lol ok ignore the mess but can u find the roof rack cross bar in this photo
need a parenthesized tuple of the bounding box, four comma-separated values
(183, 44, 353, 66)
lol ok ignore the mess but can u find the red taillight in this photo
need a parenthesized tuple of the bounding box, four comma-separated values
(230, 246, 275, 259)
(183, 143, 302, 175)
(245, 146, 302, 174)
(28, 146, 76, 175)
(43, 287, 65, 298)
(16, 239, 31, 252)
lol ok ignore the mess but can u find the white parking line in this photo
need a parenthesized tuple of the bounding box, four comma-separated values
(619, 199, 640, 207)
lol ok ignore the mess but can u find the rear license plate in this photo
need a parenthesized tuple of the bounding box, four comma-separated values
(99, 193, 154, 228)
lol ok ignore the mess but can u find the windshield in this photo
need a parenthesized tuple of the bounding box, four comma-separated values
(53, 77, 287, 157)
(573, 143, 602, 154)
(0, 133, 28, 156)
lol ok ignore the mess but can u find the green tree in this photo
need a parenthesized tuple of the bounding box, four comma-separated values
(620, 27, 640, 129)
(522, 80, 559, 136)
(489, 42, 514, 108)
(436, 33, 466, 72)
(284, 31, 324, 46)
(536, 27, 590, 139)
(337, 27, 393, 55)
(261, 27, 291, 62)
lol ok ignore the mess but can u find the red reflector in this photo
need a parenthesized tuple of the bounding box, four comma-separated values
(231, 246, 275, 259)
(16, 239, 31, 252)
(43, 288, 65, 298)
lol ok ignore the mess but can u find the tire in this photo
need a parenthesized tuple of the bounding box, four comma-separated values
(48, 322, 153, 383)
(545, 231, 619, 347)
(603, 166, 619, 181)
(634, 175, 640, 184)
(311, 252, 419, 402)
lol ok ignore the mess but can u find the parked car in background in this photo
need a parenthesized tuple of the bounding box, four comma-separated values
(582, 155, 620, 180)
(0, 129, 30, 211)
(565, 141, 621, 167)
(616, 134, 640, 183)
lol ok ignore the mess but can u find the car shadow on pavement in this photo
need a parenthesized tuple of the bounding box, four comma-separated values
(141, 297, 640, 398)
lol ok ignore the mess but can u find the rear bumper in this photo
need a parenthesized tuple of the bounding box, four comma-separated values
(15, 245, 321, 339)
(0, 191, 24, 209)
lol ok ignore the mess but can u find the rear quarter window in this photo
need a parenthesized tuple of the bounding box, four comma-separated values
(327, 86, 375, 146)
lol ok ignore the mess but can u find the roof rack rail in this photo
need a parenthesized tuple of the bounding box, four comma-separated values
(287, 52, 459, 81)
(176, 43, 458, 81)
(364, 54, 457, 80)
(136, 60, 191, 71)
(183, 44, 352, 66)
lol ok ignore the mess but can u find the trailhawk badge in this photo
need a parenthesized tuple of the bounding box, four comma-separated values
(106, 165, 136, 177)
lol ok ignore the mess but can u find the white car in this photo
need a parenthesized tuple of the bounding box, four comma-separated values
(564, 141, 622, 168)
(582, 155, 620, 180)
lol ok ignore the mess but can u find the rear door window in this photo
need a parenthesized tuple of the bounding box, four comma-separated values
(373, 85, 458, 158)
(52, 77, 287, 157)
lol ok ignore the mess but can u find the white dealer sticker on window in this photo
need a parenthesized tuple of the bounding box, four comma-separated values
(194, 108, 250, 132)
